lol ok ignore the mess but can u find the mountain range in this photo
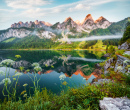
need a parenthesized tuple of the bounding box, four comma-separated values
(0, 14, 129, 44)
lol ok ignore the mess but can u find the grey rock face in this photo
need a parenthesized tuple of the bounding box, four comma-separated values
(13, 60, 31, 68)
(104, 58, 114, 74)
(39, 59, 56, 67)
(114, 55, 130, 73)
(0, 29, 31, 42)
(118, 42, 130, 50)
(92, 79, 112, 85)
(11, 20, 52, 28)
(100, 97, 130, 110)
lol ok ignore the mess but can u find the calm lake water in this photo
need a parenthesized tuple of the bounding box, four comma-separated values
(0, 50, 105, 101)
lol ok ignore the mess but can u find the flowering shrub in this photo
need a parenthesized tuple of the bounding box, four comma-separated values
(34, 66, 42, 72)
(0, 59, 15, 66)
(0, 70, 5, 76)
(32, 63, 39, 67)
(0, 78, 11, 85)
(59, 74, 66, 80)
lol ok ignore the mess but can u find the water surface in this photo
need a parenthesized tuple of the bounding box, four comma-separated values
(0, 50, 105, 101)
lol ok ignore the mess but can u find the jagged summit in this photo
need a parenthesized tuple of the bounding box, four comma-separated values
(81, 14, 94, 25)
(75, 20, 81, 25)
(11, 20, 52, 28)
(95, 16, 107, 23)
(64, 17, 73, 22)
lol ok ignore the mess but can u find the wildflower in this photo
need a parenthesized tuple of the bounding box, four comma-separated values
(32, 63, 39, 67)
(23, 94, 27, 97)
(0, 78, 11, 85)
(21, 90, 26, 95)
(59, 74, 66, 80)
(13, 78, 16, 80)
(0, 70, 5, 76)
(0, 59, 15, 66)
(26, 69, 30, 72)
(51, 65, 54, 68)
(15, 72, 23, 76)
(45, 64, 48, 67)
(23, 83, 28, 87)
(15, 55, 21, 58)
(19, 66, 24, 72)
(62, 81, 68, 86)
(34, 66, 42, 72)
(83, 78, 86, 80)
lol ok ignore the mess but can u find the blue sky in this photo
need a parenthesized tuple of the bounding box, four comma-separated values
(0, 0, 130, 30)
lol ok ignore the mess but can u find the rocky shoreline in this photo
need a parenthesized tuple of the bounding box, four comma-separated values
(91, 41, 130, 110)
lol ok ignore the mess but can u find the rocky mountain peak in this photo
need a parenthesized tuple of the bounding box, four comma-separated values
(34, 20, 39, 25)
(64, 17, 73, 22)
(75, 20, 81, 25)
(18, 21, 23, 24)
(81, 14, 94, 25)
(95, 16, 106, 23)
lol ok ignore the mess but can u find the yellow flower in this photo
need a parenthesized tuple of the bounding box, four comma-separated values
(15, 55, 21, 58)
(20, 90, 26, 95)
(13, 78, 16, 80)
(23, 83, 28, 87)
(62, 81, 68, 86)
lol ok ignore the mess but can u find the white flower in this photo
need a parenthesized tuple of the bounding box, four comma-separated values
(83, 78, 86, 80)
(15, 72, 23, 76)
(0, 59, 15, 66)
(0, 78, 11, 85)
(32, 63, 39, 67)
(23, 93, 27, 97)
(34, 66, 42, 72)
(117, 66, 123, 71)
(59, 74, 66, 80)
(23, 83, 28, 87)
(0, 70, 5, 76)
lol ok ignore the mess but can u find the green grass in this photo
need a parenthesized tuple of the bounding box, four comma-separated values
(2, 37, 16, 43)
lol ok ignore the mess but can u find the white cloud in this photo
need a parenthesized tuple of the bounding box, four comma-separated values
(20, 0, 121, 17)
(5, 0, 52, 9)
(0, 9, 15, 12)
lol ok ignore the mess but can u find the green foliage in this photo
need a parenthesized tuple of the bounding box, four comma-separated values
(99, 62, 106, 67)
(119, 20, 130, 45)
(2, 37, 16, 43)
(90, 17, 129, 36)
(103, 39, 120, 46)
(115, 50, 125, 55)
(107, 45, 115, 54)
(124, 73, 130, 85)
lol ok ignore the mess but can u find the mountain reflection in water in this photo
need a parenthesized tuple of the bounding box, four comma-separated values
(0, 50, 105, 101)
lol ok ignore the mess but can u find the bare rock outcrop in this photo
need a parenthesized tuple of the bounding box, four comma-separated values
(118, 42, 130, 50)
(100, 97, 130, 110)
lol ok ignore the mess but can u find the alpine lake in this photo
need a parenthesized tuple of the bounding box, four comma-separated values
(0, 50, 106, 101)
